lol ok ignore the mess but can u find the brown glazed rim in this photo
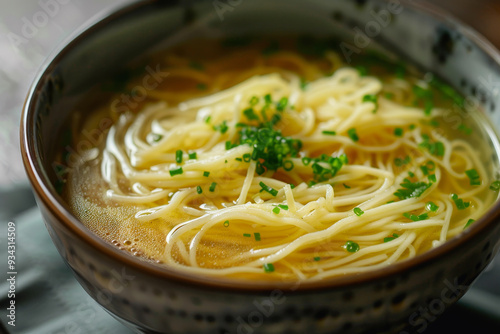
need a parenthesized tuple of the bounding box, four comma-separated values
(20, 0, 500, 293)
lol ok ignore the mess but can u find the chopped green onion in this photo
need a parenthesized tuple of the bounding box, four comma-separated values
(322, 130, 337, 136)
(259, 182, 278, 196)
(465, 169, 481, 186)
(223, 220, 230, 227)
(426, 201, 439, 212)
(272, 207, 281, 214)
(302, 157, 312, 165)
(175, 150, 183, 164)
(313, 256, 321, 261)
(362, 94, 378, 113)
(283, 160, 294, 171)
(276, 97, 288, 111)
(209, 182, 217, 192)
(347, 128, 359, 142)
(344, 241, 360, 253)
(394, 128, 404, 137)
(205, 116, 212, 124)
(188, 152, 197, 160)
(263, 263, 275, 273)
(384, 233, 399, 242)
(458, 124, 473, 135)
(254, 233, 261, 241)
(249, 96, 259, 106)
(394, 156, 411, 167)
(464, 219, 475, 229)
(169, 167, 183, 177)
(278, 204, 289, 210)
(353, 207, 364, 216)
(428, 174, 437, 183)
(243, 233, 251, 237)
(196, 186, 203, 194)
(490, 180, 500, 191)
(394, 179, 431, 200)
(203, 171, 210, 177)
(243, 108, 259, 121)
(151, 133, 163, 142)
(213, 120, 229, 134)
(451, 194, 470, 210)
(403, 212, 429, 221)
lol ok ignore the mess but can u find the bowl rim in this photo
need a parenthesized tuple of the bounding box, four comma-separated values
(20, 0, 500, 293)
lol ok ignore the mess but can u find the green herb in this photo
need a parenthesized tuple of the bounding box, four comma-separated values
(300, 78, 308, 91)
(223, 220, 229, 227)
(403, 212, 429, 221)
(356, 66, 368, 76)
(259, 182, 278, 197)
(175, 150, 183, 164)
(213, 120, 229, 134)
(243, 233, 252, 238)
(313, 256, 321, 261)
(272, 207, 281, 214)
(394, 156, 411, 167)
(420, 161, 436, 176)
(205, 116, 212, 124)
(209, 182, 217, 192)
(254, 232, 261, 241)
(353, 207, 364, 216)
(322, 130, 337, 136)
(419, 135, 445, 157)
(458, 124, 473, 135)
(196, 186, 203, 194)
(278, 204, 289, 210)
(394, 179, 432, 200)
(490, 181, 500, 191)
(249, 96, 259, 106)
(347, 128, 359, 142)
(263, 263, 275, 273)
(428, 174, 437, 183)
(344, 241, 360, 253)
(151, 133, 163, 142)
(362, 94, 378, 113)
(276, 97, 288, 112)
(384, 233, 399, 243)
(394, 128, 404, 137)
(464, 219, 475, 229)
(243, 108, 260, 121)
(302, 157, 312, 166)
(426, 201, 439, 212)
(188, 152, 197, 160)
(465, 169, 481, 186)
(343, 183, 351, 189)
(169, 167, 183, 177)
(451, 194, 470, 210)
(203, 171, 210, 177)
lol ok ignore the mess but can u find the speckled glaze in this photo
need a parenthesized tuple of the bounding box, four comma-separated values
(21, 1, 500, 333)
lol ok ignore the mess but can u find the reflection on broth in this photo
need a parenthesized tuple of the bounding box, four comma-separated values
(60, 38, 500, 281)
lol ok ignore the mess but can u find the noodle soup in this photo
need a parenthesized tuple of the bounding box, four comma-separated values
(60, 38, 500, 281)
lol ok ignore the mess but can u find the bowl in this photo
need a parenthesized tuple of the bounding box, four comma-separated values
(20, 0, 500, 333)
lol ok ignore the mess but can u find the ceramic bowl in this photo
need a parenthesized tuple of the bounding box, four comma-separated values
(20, 0, 500, 333)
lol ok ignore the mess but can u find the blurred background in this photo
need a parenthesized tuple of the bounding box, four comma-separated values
(0, 0, 500, 333)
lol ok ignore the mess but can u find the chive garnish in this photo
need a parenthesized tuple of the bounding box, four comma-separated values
(209, 182, 217, 192)
(426, 201, 439, 212)
(243, 233, 251, 238)
(223, 220, 229, 227)
(344, 241, 360, 253)
(188, 152, 197, 160)
(403, 212, 429, 221)
(394, 128, 404, 137)
(254, 233, 261, 241)
(322, 130, 337, 136)
(196, 186, 203, 194)
(259, 182, 278, 196)
(347, 128, 359, 142)
(272, 207, 281, 214)
(353, 207, 364, 216)
(464, 219, 475, 229)
(362, 94, 378, 113)
(465, 169, 481, 186)
(213, 120, 229, 134)
(451, 194, 470, 210)
(394, 179, 432, 200)
(175, 150, 183, 164)
(263, 263, 275, 273)
(313, 256, 321, 261)
(203, 171, 210, 177)
(169, 167, 183, 177)
(490, 181, 500, 191)
(384, 233, 399, 243)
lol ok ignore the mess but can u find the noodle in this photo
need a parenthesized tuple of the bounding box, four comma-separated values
(64, 39, 499, 281)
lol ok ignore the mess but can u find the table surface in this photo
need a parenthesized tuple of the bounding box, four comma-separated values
(1, 1, 500, 333)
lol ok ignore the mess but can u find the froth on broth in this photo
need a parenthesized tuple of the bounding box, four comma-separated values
(59, 37, 500, 281)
